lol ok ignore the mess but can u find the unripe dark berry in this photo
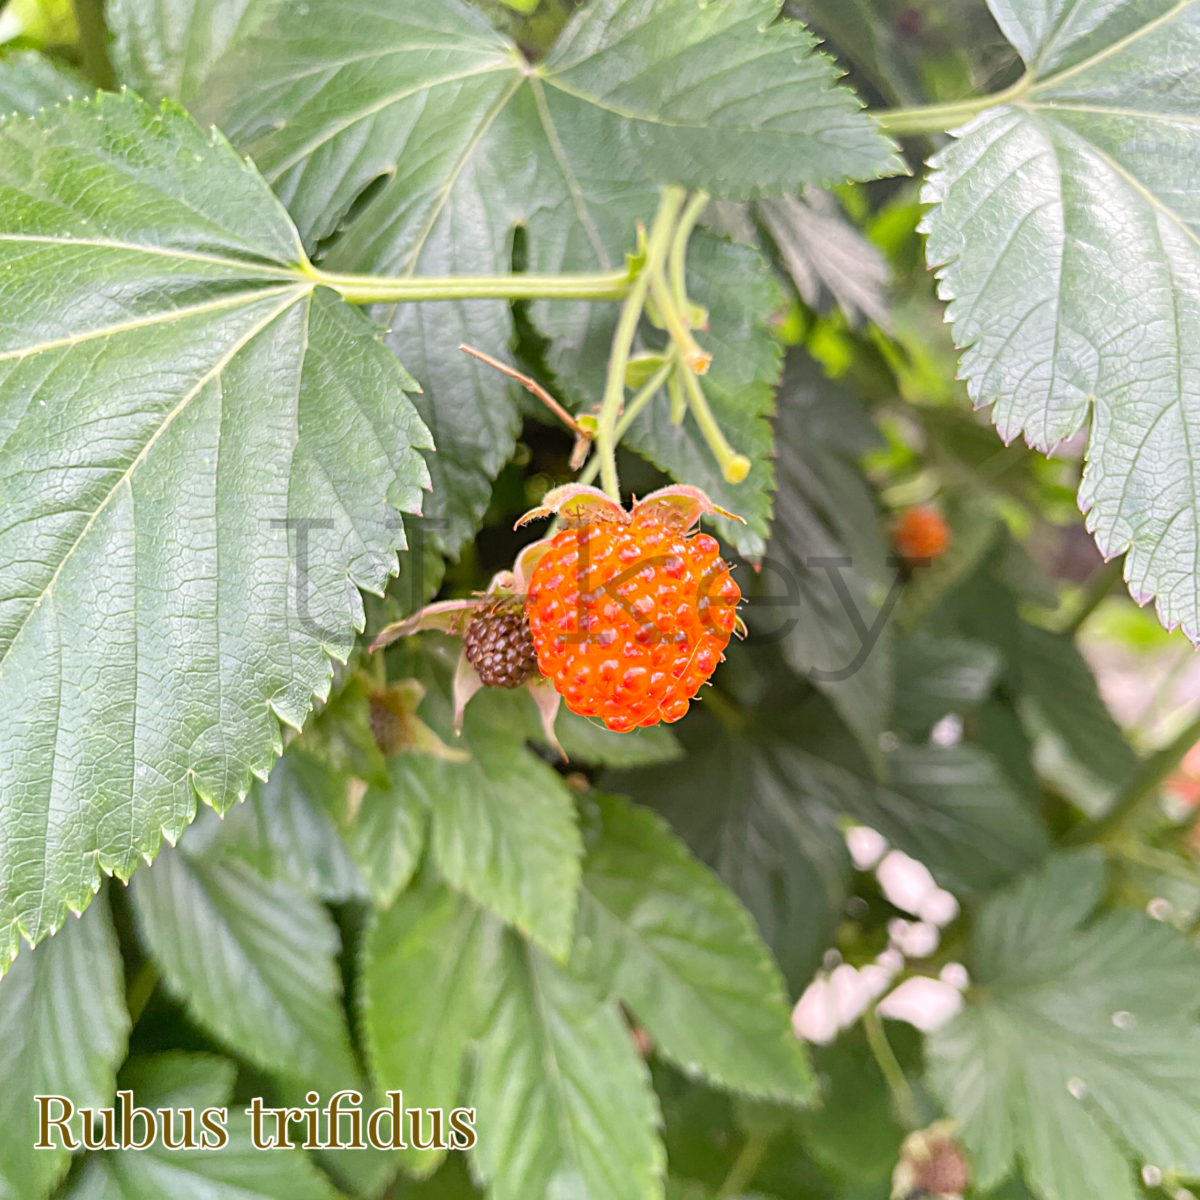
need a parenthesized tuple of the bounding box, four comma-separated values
(463, 604, 539, 689)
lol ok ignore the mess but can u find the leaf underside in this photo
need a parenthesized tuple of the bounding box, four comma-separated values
(923, 0, 1200, 638)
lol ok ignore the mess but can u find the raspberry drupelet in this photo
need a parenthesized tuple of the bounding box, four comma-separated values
(524, 488, 742, 732)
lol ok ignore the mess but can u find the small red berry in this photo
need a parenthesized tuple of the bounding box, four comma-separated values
(525, 511, 740, 731)
(894, 504, 950, 563)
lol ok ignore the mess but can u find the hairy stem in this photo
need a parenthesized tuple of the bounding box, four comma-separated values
(863, 1007, 920, 1130)
(873, 73, 1031, 135)
(1056, 555, 1126, 637)
(718, 1132, 769, 1199)
(306, 265, 632, 305)
(595, 187, 686, 499)
(1075, 707, 1200, 845)
(126, 960, 160, 1026)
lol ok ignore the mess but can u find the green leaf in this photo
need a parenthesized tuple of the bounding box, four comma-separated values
(361, 874, 500, 1176)
(389, 646, 582, 959)
(186, 750, 369, 903)
(193, 0, 897, 550)
(64, 1053, 344, 1200)
(893, 630, 1002, 739)
(0, 50, 91, 115)
(921, 0, 1200, 638)
(555, 708, 683, 769)
(472, 928, 666, 1200)
(129, 843, 360, 1093)
(0, 91, 431, 973)
(343, 756, 429, 909)
(622, 232, 784, 558)
(571, 794, 813, 1105)
(107, 0, 270, 103)
(756, 354, 893, 757)
(928, 850, 1200, 1200)
(1016, 623, 1137, 815)
(611, 707, 851, 992)
(0, 894, 129, 1200)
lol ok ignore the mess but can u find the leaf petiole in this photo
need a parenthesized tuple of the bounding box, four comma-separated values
(304, 264, 632, 305)
(594, 187, 687, 499)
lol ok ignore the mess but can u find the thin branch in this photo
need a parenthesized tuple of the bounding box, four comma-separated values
(458, 344, 588, 439)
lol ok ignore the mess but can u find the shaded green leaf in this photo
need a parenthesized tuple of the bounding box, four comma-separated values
(922, 0, 1200, 637)
(129, 844, 360, 1093)
(571, 794, 813, 1104)
(472, 929, 665, 1200)
(186, 750, 369, 903)
(386, 645, 582, 959)
(0, 91, 430, 972)
(893, 630, 1002, 739)
(756, 354, 893, 757)
(929, 850, 1200, 1200)
(0, 50, 91, 115)
(0, 894, 128, 1200)
(612, 707, 851, 993)
(107, 0, 270, 103)
(361, 874, 500, 1176)
(64, 1053, 343, 1200)
(343, 756, 429, 909)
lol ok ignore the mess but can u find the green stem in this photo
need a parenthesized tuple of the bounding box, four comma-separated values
(1056, 555, 1126, 637)
(863, 1007, 920, 1130)
(578, 355, 677, 488)
(595, 188, 686, 499)
(649, 267, 710, 374)
(71, 0, 116, 89)
(669, 188, 710, 311)
(306, 265, 631, 305)
(1110, 839, 1200, 889)
(718, 1132, 769, 1199)
(873, 73, 1031, 135)
(680, 362, 749, 484)
(126, 960, 160, 1026)
(1073, 708, 1200, 845)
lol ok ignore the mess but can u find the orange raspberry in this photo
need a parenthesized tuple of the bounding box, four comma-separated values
(525, 509, 740, 732)
(893, 504, 950, 563)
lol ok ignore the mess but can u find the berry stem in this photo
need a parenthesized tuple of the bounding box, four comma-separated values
(680, 361, 750, 484)
(595, 187, 687, 500)
(669, 188, 710, 313)
(577, 352, 678, 488)
(648, 267, 711, 374)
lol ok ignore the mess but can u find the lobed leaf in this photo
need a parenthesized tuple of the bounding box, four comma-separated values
(922, 0, 1200, 637)
(928, 850, 1200, 1200)
(0, 91, 430, 972)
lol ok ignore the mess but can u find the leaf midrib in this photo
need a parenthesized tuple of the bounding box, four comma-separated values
(0, 284, 310, 673)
